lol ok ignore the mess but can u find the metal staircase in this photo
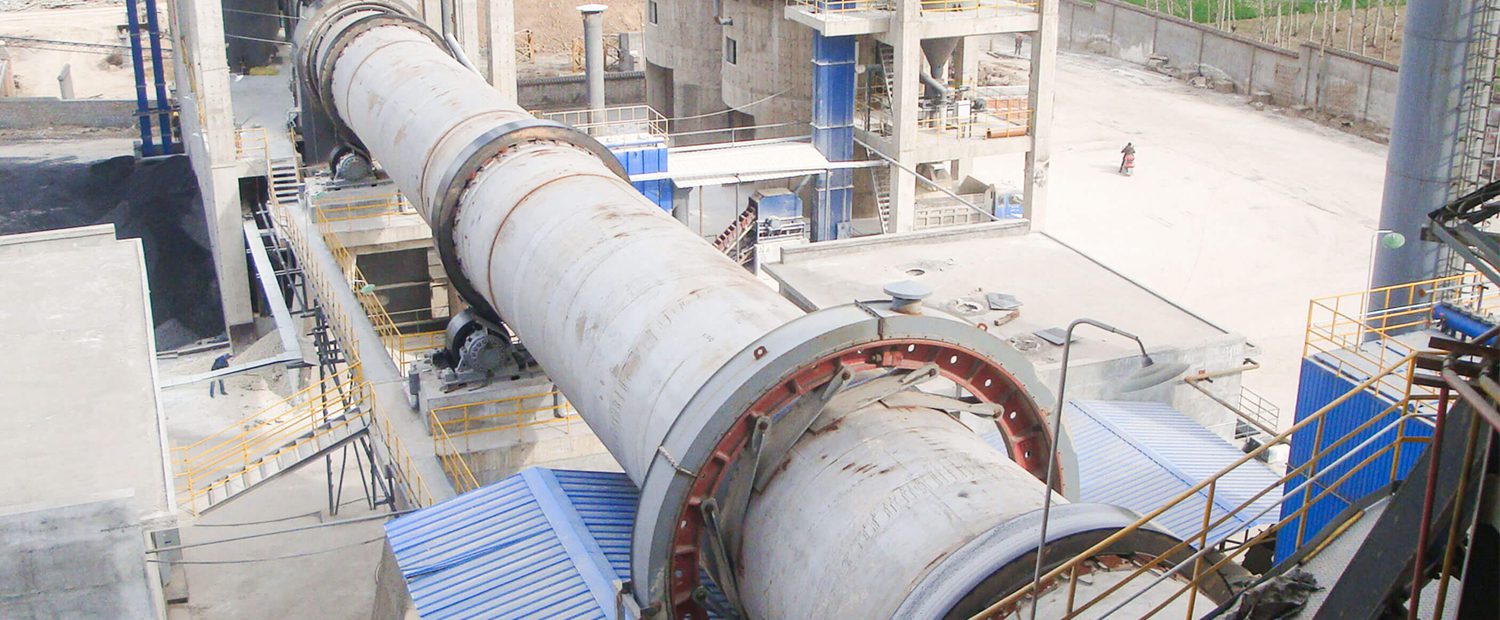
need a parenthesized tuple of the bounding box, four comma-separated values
(269, 157, 304, 209)
(871, 161, 893, 233)
(173, 366, 371, 515)
(873, 43, 896, 137)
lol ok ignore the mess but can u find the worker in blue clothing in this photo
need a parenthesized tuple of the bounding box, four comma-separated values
(209, 352, 231, 398)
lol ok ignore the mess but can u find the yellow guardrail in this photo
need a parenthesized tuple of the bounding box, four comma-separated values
(974, 351, 1436, 619)
(1303, 271, 1495, 399)
(311, 191, 414, 224)
(431, 412, 483, 493)
(234, 125, 270, 162)
(377, 412, 435, 507)
(429, 389, 580, 440)
(541, 104, 669, 139)
(395, 330, 446, 376)
(234, 126, 268, 162)
(786, 0, 888, 14)
(174, 367, 369, 514)
(516, 29, 536, 63)
(919, 0, 1037, 13)
(915, 100, 1030, 140)
(266, 184, 441, 508)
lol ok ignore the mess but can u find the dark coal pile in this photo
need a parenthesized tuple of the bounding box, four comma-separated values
(0, 153, 225, 349)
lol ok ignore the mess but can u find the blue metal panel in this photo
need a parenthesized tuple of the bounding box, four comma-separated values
(386, 468, 728, 619)
(386, 471, 618, 619)
(1067, 401, 1281, 541)
(1273, 358, 1431, 561)
(979, 400, 1281, 542)
(754, 189, 802, 220)
(608, 137, 672, 212)
(811, 33, 855, 241)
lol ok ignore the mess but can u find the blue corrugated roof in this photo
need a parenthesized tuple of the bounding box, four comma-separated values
(1067, 400, 1282, 541)
(385, 469, 636, 620)
(981, 399, 1281, 542)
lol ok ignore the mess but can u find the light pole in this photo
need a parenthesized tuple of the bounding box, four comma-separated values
(1363, 229, 1407, 339)
(1026, 318, 1189, 619)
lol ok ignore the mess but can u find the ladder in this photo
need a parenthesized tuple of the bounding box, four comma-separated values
(870, 43, 896, 136)
(269, 157, 304, 209)
(872, 161, 893, 234)
(1439, 0, 1500, 277)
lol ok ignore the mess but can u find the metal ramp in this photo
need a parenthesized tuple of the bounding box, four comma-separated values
(173, 366, 372, 515)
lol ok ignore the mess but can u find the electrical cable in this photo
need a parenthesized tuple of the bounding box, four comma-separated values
(225, 33, 292, 46)
(192, 510, 323, 527)
(668, 87, 793, 122)
(146, 509, 416, 554)
(146, 536, 386, 565)
(223, 7, 303, 20)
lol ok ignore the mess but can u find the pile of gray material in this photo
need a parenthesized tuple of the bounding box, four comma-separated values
(0, 152, 225, 349)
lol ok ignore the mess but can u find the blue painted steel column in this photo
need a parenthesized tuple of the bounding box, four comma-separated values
(142, 0, 176, 153)
(124, 0, 157, 155)
(811, 34, 855, 241)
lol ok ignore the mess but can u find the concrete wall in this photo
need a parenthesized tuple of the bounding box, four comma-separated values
(369, 542, 414, 620)
(0, 493, 162, 619)
(0, 98, 137, 129)
(1059, 0, 1398, 129)
(517, 71, 646, 112)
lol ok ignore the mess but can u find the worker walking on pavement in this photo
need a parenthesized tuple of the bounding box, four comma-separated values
(209, 352, 231, 398)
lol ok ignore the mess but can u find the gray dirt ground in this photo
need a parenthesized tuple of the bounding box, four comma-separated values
(158, 348, 390, 620)
(973, 51, 1389, 424)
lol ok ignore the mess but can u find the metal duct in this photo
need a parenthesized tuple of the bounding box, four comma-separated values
(294, 2, 1234, 617)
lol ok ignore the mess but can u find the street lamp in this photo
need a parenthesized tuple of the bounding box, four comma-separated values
(1362, 229, 1407, 339)
(1026, 318, 1189, 619)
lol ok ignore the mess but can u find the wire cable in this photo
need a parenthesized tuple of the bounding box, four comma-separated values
(669, 87, 793, 122)
(146, 509, 416, 554)
(192, 510, 323, 527)
(147, 536, 385, 565)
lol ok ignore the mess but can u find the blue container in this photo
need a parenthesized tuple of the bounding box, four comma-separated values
(753, 189, 802, 220)
(606, 136, 673, 212)
(1273, 358, 1431, 562)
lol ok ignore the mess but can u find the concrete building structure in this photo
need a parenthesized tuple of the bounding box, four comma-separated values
(645, 0, 1056, 238)
(0, 225, 177, 619)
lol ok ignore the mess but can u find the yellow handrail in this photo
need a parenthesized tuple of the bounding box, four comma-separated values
(429, 389, 580, 440)
(430, 410, 482, 492)
(974, 350, 1435, 619)
(1303, 271, 1493, 402)
(177, 388, 375, 514)
(264, 183, 440, 508)
(174, 367, 364, 482)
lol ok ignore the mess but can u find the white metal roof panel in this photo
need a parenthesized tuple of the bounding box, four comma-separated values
(661, 142, 831, 188)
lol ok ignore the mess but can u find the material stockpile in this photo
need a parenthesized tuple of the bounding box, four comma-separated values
(0, 152, 225, 349)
